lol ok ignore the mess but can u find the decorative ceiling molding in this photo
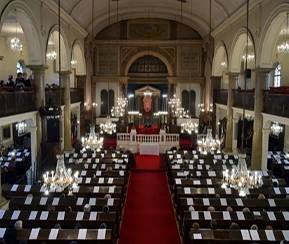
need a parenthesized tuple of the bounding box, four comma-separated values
(52, 0, 249, 37)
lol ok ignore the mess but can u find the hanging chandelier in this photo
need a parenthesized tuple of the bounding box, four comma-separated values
(277, 13, 289, 54)
(242, 45, 255, 63)
(175, 107, 190, 118)
(197, 129, 221, 154)
(100, 117, 117, 135)
(181, 121, 198, 134)
(111, 97, 127, 118)
(168, 94, 181, 112)
(81, 125, 103, 151)
(168, 94, 190, 118)
(10, 37, 23, 52)
(46, 50, 57, 61)
(198, 103, 205, 113)
(42, 155, 79, 195)
(270, 122, 283, 137)
(222, 154, 263, 197)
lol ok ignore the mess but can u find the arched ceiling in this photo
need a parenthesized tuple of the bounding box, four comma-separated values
(54, 0, 247, 37)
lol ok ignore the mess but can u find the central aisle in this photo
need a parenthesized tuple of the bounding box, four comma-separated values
(119, 156, 181, 244)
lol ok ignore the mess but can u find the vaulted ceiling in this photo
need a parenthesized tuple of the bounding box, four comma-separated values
(54, 0, 247, 37)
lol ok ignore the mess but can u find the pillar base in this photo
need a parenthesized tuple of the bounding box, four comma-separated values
(223, 147, 233, 154)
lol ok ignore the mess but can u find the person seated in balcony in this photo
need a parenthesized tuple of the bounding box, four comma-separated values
(23, 73, 31, 88)
(15, 72, 25, 89)
(0, 80, 4, 87)
(7, 75, 15, 87)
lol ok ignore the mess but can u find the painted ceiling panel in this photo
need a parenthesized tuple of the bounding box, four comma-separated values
(54, 0, 247, 35)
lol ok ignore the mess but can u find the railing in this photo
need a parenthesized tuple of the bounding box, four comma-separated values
(136, 134, 161, 143)
(213, 89, 228, 105)
(233, 90, 255, 110)
(264, 93, 289, 118)
(0, 90, 36, 117)
(117, 130, 179, 153)
(45, 88, 84, 106)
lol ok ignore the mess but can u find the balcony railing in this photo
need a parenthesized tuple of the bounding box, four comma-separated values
(264, 93, 289, 118)
(0, 90, 36, 117)
(45, 88, 84, 106)
(214, 88, 289, 118)
(233, 90, 255, 111)
(0, 88, 83, 118)
(213, 89, 228, 105)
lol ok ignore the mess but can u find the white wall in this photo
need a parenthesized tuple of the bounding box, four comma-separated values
(0, 36, 29, 81)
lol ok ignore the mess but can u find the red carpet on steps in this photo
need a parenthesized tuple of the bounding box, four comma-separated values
(119, 156, 181, 244)
(135, 154, 162, 170)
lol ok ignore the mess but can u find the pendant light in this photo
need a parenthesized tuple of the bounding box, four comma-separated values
(277, 13, 289, 54)
(10, 9, 23, 52)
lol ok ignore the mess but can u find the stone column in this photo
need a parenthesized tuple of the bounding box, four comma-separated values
(284, 125, 289, 152)
(215, 106, 220, 137)
(60, 71, 72, 151)
(27, 65, 47, 165)
(232, 114, 239, 152)
(261, 120, 271, 170)
(76, 104, 81, 140)
(251, 68, 271, 170)
(224, 72, 238, 152)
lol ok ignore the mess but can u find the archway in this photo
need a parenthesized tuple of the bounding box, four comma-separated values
(230, 30, 256, 89)
(0, 6, 42, 81)
(125, 53, 171, 126)
(70, 41, 86, 88)
(212, 43, 229, 89)
(259, 7, 289, 86)
(45, 28, 70, 86)
(230, 30, 256, 73)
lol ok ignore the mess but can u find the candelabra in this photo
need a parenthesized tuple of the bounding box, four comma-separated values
(222, 154, 263, 197)
(197, 129, 221, 154)
(42, 155, 79, 195)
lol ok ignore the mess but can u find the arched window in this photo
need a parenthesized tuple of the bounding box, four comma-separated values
(109, 89, 114, 113)
(190, 90, 196, 116)
(100, 90, 108, 116)
(274, 64, 281, 87)
(16, 60, 25, 74)
(182, 90, 189, 112)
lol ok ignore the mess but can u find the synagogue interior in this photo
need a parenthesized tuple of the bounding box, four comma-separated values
(1, 0, 289, 243)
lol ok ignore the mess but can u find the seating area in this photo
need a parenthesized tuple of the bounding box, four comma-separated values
(167, 149, 289, 243)
(0, 148, 31, 184)
(0, 150, 131, 243)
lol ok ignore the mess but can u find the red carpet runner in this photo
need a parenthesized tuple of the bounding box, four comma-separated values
(119, 156, 181, 244)
(135, 154, 162, 170)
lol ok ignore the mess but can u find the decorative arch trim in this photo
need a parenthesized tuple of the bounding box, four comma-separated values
(0, 0, 43, 65)
(124, 49, 174, 76)
(229, 28, 256, 73)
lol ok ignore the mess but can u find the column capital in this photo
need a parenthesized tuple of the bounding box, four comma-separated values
(59, 70, 72, 76)
(252, 67, 274, 74)
(226, 72, 239, 78)
(26, 65, 48, 71)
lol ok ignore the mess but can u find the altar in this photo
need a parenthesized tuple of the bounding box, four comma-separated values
(139, 143, 160, 155)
